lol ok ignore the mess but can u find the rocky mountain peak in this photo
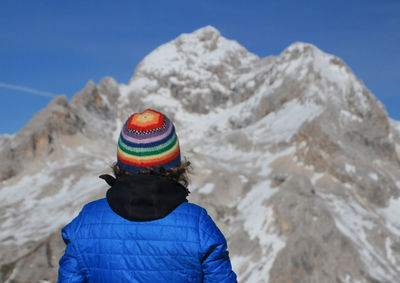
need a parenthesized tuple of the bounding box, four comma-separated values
(276, 41, 382, 116)
(132, 25, 257, 79)
(0, 94, 85, 181)
(68, 77, 120, 140)
(283, 41, 326, 58)
(18, 95, 83, 137)
(192, 25, 220, 37)
(125, 26, 259, 113)
(70, 77, 119, 111)
(0, 76, 120, 182)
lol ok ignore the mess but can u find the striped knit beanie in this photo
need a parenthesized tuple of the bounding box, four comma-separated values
(117, 109, 181, 174)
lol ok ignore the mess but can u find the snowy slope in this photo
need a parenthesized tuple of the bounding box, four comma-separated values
(390, 118, 400, 157)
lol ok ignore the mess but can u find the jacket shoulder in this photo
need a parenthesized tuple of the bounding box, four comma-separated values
(177, 202, 205, 214)
(173, 202, 207, 221)
(63, 199, 108, 232)
(81, 198, 108, 213)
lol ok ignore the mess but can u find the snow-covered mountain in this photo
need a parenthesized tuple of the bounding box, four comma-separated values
(1, 26, 400, 283)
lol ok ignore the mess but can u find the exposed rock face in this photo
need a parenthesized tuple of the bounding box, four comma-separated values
(1, 26, 400, 283)
(0, 77, 120, 182)
(70, 77, 120, 140)
(269, 174, 365, 282)
(0, 232, 64, 283)
(0, 96, 84, 181)
(390, 119, 400, 157)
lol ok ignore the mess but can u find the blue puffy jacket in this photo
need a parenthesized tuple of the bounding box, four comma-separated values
(58, 174, 237, 282)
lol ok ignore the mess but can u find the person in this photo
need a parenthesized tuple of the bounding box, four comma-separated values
(58, 109, 237, 282)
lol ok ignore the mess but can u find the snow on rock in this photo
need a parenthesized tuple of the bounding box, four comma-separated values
(134, 26, 258, 79)
(246, 100, 324, 144)
(198, 183, 215, 194)
(380, 196, 400, 235)
(0, 153, 107, 247)
(340, 109, 363, 123)
(238, 180, 277, 241)
(345, 164, 356, 174)
(369, 172, 379, 181)
(322, 192, 399, 281)
(235, 180, 285, 282)
(386, 237, 397, 266)
(389, 118, 400, 157)
(277, 42, 383, 119)
(389, 118, 400, 134)
(124, 26, 260, 114)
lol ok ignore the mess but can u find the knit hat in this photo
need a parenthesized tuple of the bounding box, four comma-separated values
(117, 109, 181, 173)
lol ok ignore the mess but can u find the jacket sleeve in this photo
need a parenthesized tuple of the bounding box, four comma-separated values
(199, 209, 237, 283)
(58, 219, 86, 282)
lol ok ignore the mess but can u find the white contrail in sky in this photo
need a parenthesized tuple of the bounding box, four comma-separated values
(0, 82, 59, 98)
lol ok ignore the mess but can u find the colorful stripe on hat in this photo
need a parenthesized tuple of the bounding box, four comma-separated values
(117, 109, 181, 173)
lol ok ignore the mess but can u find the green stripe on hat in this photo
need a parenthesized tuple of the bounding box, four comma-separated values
(118, 133, 178, 157)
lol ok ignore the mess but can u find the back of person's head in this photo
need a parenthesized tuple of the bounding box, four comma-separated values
(112, 109, 191, 188)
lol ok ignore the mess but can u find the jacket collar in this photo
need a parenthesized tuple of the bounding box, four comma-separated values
(100, 173, 188, 221)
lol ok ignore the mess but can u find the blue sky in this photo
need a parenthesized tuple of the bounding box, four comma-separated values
(1, 0, 399, 134)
